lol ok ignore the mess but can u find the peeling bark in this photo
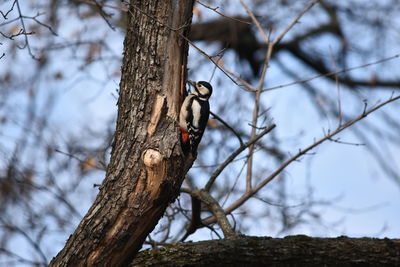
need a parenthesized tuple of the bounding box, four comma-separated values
(49, 1, 195, 266)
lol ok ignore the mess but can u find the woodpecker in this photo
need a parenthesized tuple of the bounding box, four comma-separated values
(179, 81, 213, 154)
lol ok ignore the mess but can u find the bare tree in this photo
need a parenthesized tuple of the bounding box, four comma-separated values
(1, 0, 400, 266)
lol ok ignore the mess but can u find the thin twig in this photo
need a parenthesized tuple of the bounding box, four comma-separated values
(327, 137, 365, 146)
(73, 0, 128, 12)
(263, 53, 400, 92)
(274, 0, 321, 45)
(329, 46, 342, 127)
(205, 124, 276, 191)
(240, 0, 268, 43)
(221, 157, 248, 207)
(188, 42, 240, 86)
(244, 53, 269, 192)
(210, 111, 244, 145)
(15, 0, 36, 59)
(29, 12, 58, 35)
(0, 28, 33, 40)
(240, 0, 273, 192)
(90, 0, 116, 30)
(0, 0, 17, 19)
(218, 65, 258, 92)
(208, 49, 226, 82)
(195, 0, 251, 25)
(55, 149, 104, 170)
(0, 12, 57, 35)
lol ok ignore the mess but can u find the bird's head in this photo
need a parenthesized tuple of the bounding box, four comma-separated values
(189, 80, 213, 100)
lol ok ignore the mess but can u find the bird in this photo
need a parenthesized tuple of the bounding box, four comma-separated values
(179, 81, 213, 154)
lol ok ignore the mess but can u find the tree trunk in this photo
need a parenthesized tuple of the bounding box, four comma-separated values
(131, 236, 400, 266)
(49, 0, 194, 266)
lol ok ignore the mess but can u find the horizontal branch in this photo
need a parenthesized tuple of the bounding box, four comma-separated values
(132, 236, 400, 266)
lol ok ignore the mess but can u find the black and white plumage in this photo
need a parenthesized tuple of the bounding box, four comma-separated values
(179, 81, 213, 154)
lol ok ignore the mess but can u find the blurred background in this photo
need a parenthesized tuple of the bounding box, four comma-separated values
(1, 0, 399, 266)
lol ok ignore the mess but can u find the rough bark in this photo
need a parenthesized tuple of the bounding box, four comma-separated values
(49, 0, 194, 266)
(131, 236, 400, 266)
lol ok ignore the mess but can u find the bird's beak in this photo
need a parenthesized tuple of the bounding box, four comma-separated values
(188, 80, 196, 87)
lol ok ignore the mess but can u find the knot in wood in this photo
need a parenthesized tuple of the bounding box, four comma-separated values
(143, 149, 164, 168)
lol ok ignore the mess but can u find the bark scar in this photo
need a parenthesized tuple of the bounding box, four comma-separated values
(147, 95, 166, 135)
(143, 149, 166, 198)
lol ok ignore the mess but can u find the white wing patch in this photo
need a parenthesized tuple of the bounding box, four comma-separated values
(179, 95, 193, 131)
(191, 99, 202, 128)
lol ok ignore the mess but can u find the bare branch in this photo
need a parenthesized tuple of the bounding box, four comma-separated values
(192, 189, 236, 238)
(0, 0, 17, 19)
(0, 28, 33, 39)
(210, 111, 244, 146)
(55, 149, 105, 171)
(27, 12, 58, 35)
(240, 0, 267, 192)
(88, 0, 116, 30)
(73, 0, 128, 12)
(240, 0, 269, 43)
(216, 64, 258, 92)
(327, 137, 365, 146)
(195, 0, 251, 25)
(264, 53, 400, 92)
(205, 124, 276, 192)
(274, 0, 321, 45)
(203, 94, 400, 225)
(15, 0, 36, 59)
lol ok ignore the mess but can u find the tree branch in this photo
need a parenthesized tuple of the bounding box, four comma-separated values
(205, 124, 276, 191)
(191, 189, 236, 238)
(204, 94, 400, 225)
(132, 236, 400, 266)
